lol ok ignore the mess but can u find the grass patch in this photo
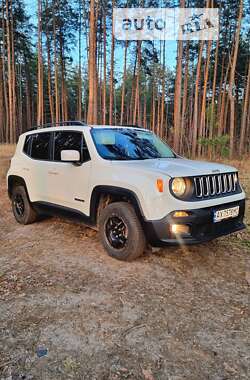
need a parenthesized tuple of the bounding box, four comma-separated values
(241, 239, 250, 249)
(234, 239, 250, 250)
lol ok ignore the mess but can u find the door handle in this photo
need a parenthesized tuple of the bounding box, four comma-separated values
(48, 171, 59, 175)
(23, 167, 30, 171)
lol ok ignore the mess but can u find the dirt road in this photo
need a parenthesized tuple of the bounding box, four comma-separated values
(0, 150, 249, 380)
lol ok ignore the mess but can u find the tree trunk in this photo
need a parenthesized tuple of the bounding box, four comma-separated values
(6, 0, 14, 142)
(151, 84, 155, 133)
(180, 42, 189, 154)
(120, 40, 128, 125)
(59, 34, 68, 122)
(37, 0, 44, 126)
(192, 41, 204, 157)
(143, 95, 147, 129)
(173, 0, 185, 152)
(77, 0, 82, 120)
(25, 63, 32, 131)
(102, 8, 107, 124)
(247, 105, 250, 153)
(109, 0, 115, 125)
(133, 41, 141, 125)
(1, 1, 9, 142)
(128, 55, 137, 125)
(87, 0, 98, 124)
(156, 97, 160, 136)
(0, 54, 4, 142)
(198, 39, 212, 157)
(228, 0, 243, 158)
(208, 38, 219, 158)
(17, 61, 22, 134)
(173, 39, 183, 152)
(239, 60, 250, 155)
(10, 0, 16, 140)
(218, 61, 230, 137)
(160, 40, 166, 138)
(45, 0, 54, 124)
(188, 64, 195, 151)
(53, 1, 60, 123)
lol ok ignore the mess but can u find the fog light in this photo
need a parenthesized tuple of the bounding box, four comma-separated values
(171, 224, 190, 235)
(173, 211, 189, 217)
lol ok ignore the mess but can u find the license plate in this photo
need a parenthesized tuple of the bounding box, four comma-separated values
(213, 206, 240, 223)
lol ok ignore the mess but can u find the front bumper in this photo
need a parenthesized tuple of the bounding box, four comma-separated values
(144, 199, 246, 246)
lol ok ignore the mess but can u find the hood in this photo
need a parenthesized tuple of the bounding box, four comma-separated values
(111, 158, 237, 178)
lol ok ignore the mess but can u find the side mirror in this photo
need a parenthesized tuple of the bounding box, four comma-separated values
(61, 150, 80, 163)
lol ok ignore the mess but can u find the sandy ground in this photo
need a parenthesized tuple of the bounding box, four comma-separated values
(0, 146, 249, 380)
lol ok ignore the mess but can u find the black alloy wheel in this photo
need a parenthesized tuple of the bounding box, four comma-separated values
(105, 215, 128, 249)
(99, 202, 146, 261)
(13, 193, 25, 217)
(12, 185, 38, 224)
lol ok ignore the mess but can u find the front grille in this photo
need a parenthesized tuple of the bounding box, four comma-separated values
(193, 172, 239, 199)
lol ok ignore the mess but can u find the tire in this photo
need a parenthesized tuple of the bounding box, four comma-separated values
(11, 185, 38, 225)
(99, 201, 146, 261)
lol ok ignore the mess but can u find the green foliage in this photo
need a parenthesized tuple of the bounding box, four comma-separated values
(198, 135, 230, 158)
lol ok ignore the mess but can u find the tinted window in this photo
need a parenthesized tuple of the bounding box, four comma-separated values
(54, 131, 90, 162)
(31, 133, 51, 160)
(91, 128, 175, 160)
(23, 135, 32, 156)
(82, 137, 91, 162)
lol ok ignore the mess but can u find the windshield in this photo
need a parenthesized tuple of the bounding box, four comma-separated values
(91, 128, 175, 161)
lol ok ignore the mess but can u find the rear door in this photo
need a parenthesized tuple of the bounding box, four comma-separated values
(27, 132, 52, 202)
(46, 130, 91, 214)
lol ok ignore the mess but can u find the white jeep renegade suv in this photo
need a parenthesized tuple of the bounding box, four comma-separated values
(7, 122, 246, 261)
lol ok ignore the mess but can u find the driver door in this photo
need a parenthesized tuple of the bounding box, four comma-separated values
(46, 130, 91, 215)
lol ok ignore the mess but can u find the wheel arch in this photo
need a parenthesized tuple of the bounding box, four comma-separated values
(8, 175, 30, 200)
(90, 185, 145, 225)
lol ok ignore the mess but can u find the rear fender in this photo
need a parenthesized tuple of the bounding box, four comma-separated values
(7, 175, 30, 200)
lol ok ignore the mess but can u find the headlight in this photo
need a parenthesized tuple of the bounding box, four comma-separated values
(171, 177, 187, 197)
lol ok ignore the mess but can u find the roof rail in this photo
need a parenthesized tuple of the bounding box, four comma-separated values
(121, 124, 142, 128)
(29, 121, 87, 130)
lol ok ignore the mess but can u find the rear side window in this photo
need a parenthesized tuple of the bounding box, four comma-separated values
(53, 131, 90, 162)
(30, 133, 51, 160)
(23, 135, 32, 156)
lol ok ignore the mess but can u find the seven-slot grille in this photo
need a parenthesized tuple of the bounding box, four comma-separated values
(193, 172, 239, 198)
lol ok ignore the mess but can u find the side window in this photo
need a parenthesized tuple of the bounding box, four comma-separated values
(54, 131, 90, 162)
(23, 135, 32, 156)
(30, 133, 51, 160)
